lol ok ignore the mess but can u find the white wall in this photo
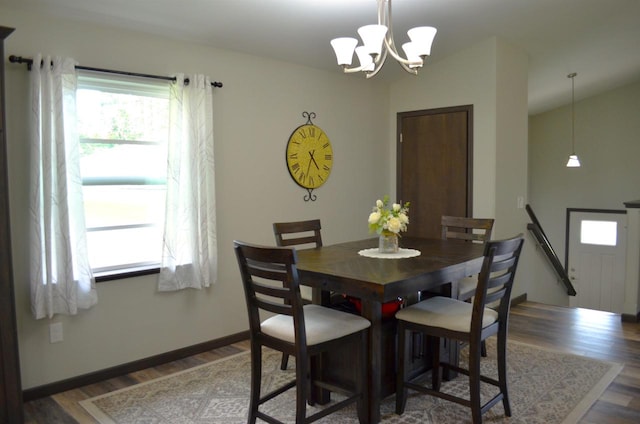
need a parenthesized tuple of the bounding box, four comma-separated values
(2, 7, 389, 389)
(529, 80, 640, 306)
(389, 37, 532, 300)
(493, 39, 534, 301)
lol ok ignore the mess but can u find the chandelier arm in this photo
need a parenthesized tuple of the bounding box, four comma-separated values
(341, 64, 371, 74)
(366, 49, 389, 78)
(384, 36, 421, 68)
(379, 0, 422, 70)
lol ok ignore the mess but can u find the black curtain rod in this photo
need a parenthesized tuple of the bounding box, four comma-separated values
(8, 55, 223, 88)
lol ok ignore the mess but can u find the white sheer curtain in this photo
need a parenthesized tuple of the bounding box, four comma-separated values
(29, 54, 97, 319)
(158, 74, 217, 291)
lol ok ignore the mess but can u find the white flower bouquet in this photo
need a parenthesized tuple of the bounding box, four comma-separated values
(368, 195, 410, 236)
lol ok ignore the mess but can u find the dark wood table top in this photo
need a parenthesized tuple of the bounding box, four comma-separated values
(295, 237, 485, 303)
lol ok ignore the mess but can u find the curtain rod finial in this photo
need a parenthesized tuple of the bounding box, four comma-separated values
(9, 54, 34, 70)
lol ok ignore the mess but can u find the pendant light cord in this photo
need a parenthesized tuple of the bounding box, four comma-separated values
(571, 74, 575, 152)
(569, 72, 577, 154)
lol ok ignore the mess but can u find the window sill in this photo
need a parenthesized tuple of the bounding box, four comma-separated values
(94, 266, 159, 283)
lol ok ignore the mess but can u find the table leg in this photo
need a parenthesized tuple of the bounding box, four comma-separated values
(360, 298, 383, 424)
(311, 287, 330, 305)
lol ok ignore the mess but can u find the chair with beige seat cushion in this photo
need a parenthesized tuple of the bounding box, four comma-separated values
(426, 216, 495, 357)
(441, 215, 495, 301)
(234, 240, 370, 424)
(273, 219, 323, 304)
(273, 219, 323, 370)
(395, 234, 524, 424)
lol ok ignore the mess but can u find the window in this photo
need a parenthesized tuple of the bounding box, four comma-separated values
(580, 220, 617, 246)
(77, 73, 170, 275)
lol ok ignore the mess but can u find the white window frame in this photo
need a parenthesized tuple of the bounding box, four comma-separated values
(77, 72, 170, 277)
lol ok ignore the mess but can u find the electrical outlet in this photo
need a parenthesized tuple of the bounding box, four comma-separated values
(49, 322, 63, 343)
(517, 196, 525, 209)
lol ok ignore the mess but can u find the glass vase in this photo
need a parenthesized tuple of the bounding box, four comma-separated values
(378, 232, 399, 254)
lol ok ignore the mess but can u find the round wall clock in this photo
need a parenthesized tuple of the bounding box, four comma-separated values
(286, 112, 333, 201)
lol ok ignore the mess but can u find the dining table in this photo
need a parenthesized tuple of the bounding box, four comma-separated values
(295, 236, 485, 424)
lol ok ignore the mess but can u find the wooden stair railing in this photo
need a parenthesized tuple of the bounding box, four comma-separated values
(526, 204, 577, 296)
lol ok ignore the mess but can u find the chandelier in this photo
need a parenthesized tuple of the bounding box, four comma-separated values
(330, 0, 437, 78)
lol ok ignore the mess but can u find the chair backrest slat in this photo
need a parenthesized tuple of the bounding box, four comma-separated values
(255, 296, 292, 316)
(252, 279, 291, 300)
(441, 216, 494, 243)
(274, 219, 323, 248)
(245, 261, 287, 281)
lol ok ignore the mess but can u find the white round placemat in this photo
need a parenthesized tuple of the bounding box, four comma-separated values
(358, 248, 421, 259)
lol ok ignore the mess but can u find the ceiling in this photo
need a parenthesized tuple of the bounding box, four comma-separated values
(4, 0, 640, 115)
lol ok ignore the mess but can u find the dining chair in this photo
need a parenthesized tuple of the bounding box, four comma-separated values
(421, 216, 495, 357)
(273, 219, 323, 370)
(395, 234, 524, 424)
(234, 240, 370, 424)
(440, 216, 495, 301)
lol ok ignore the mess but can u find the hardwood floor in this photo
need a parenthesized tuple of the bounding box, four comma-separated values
(508, 302, 640, 424)
(23, 301, 640, 423)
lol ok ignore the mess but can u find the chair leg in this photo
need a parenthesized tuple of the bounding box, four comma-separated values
(248, 346, 262, 424)
(497, 332, 511, 416)
(357, 331, 368, 424)
(295, 352, 308, 423)
(469, 341, 483, 424)
(395, 323, 408, 415)
(280, 353, 289, 370)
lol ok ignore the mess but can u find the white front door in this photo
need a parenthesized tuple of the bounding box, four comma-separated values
(568, 210, 627, 313)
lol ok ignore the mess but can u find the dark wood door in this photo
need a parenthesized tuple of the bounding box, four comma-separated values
(397, 105, 473, 239)
(0, 26, 23, 424)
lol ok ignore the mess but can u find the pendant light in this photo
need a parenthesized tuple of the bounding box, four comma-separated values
(566, 72, 581, 167)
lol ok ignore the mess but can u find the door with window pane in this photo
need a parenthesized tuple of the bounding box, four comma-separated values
(567, 210, 627, 313)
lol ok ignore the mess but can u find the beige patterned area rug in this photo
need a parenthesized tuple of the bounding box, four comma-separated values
(81, 339, 622, 424)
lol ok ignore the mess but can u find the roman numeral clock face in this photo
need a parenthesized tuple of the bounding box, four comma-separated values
(286, 124, 333, 190)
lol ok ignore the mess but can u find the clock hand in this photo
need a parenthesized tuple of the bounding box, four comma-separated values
(306, 151, 313, 176)
(308, 150, 320, 170)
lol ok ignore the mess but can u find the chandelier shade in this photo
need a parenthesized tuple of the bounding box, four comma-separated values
(330, 38, 359, 66)
(407, 27, 437, 56)
(402, 42, 421, 68)
(330, 0, 437, 78)
(358, 24, 388, 56)
(356, 46, 375, 71)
